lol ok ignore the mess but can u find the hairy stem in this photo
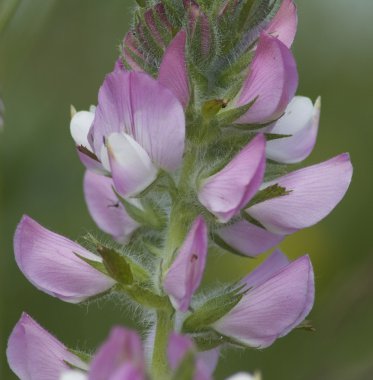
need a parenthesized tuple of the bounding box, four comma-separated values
(151, 308, 175, 380)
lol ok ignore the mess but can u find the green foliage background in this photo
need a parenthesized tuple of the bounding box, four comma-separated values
(1, 0, 372, 379)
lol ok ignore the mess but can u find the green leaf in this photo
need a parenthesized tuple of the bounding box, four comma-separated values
(97, 246, 133, 285)
(123, 284, 171, 309)
(68, 349, 91, 363)
(216, 97, 257, 127)
(193, 333, 225, 351)
(114, 190, 165, 230)
(212, 233, 250, 257)
(182, 286, 247, 333)
(264, 162, 290, 182)
(74, 252, 109, 276)
(171, 351, 196, 380)
(264, 133, 292, 141)
(246, 183, 292, 208)
(297, 319, 316, 332)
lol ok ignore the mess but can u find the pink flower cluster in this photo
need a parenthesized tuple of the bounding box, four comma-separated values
(7, 1, 353, 379)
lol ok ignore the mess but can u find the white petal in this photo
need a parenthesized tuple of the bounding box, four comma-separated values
(70, 110, 95, 148)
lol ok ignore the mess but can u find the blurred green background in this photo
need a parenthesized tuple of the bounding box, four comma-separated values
(1, 0, 372, 379)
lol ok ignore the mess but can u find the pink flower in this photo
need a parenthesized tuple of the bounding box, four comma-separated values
(213, 250, 314, 348)
(14, 216, 115, 303)
(198, 134, 266, 223)
(71, 69, 185, 196)
(234, 33, 298, 125)
(247, 154, 353, 235)
(163, 216, 208, 312)
(7, 313, 88, 380)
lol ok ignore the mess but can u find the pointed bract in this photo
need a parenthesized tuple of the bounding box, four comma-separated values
(266, 96, 320, 163)
(213, 252, 314, 348)
(14, 216, 115, 303)
(217, 220, 284, 257)
(7, 313, 87, 380)
(198, 134, 266, 223)
(83, 171, 139, 243)
(90, 70, 185, 172)
(89, 327, 144, 380)
(158, 30, 190, 109)
(264, 0, 298, 48)
(107, 132, 158, 197)
(164, 217, 208, 312)
(247, 154, 353, 234)
(235, 33, 298, 124)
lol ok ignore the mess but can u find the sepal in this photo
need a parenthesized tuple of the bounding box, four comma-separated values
(182, 285, 247, 333)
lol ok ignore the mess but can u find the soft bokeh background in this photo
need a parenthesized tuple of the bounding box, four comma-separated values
(1, 0, 372, 378)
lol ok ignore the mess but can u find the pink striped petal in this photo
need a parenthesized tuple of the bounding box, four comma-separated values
(217, 220, 284, 257)
(266, 96, 321, 163)
(214, 254, 314, 348)
(89, 327, 144, 380)
(235, 33, 298, 124)
(83, 171, 139, 243)
(14, 216, 115, 303)
(163, 217, 208, 312)
(90, 70, 185, 171)
(265, 0, 298, 48)
(158, 31, 190, 109)
(248, 153, 353, 234)
(198, 134, 266, 223)
(107, 132, 158, 197)
(7, 313, 87, 380)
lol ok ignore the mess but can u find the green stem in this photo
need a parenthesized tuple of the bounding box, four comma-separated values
(151, 308, 175, 380)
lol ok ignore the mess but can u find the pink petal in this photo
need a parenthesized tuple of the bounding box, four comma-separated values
(198, 134, 266, 223)
(90, 70, 185, 171)
(235, 33, 298, 124)
(265, 0, 298, 48)
(83, 171, 139, 243)
(167, 333, 218, 380)
(108, 364, 145, 380)
(248, 153, 353, 234)
(214, 254, 314, 348)
(7, 313, 87, 380)
(77, 148, 106, 174)
(107, 132, 158, 197)
(243, 249, 290, 289)
(14, 216, 115, 303)
(266, 96, 321, 163)
(158, 31, 190, 109)
(163, 216, 208, 312)
(89, 327, 144, 380)
(217, 220, 284, 257)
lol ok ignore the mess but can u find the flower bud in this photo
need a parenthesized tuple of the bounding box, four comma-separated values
(14, 216, 115, 303)
(247, 153, 353, 235)
(7, 313, 88, 380)
(198, 134, 266, 223)
(158, 30, 190, 109)
(266, 96, 321, 163)
(163, 216, 208, 312)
